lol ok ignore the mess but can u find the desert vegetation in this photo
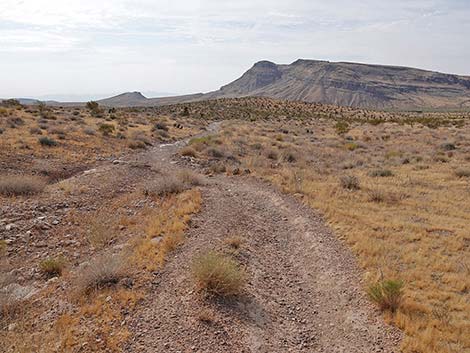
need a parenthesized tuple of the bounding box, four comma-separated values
(1, 97, 470, 352)
(165, 97, 470, 353)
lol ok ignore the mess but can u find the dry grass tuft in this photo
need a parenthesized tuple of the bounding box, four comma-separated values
(197, 308, 215, 323)
(177, 169, 204, 186)
(39, 256, 66, 278)
(143, 177, 187, 197)
(339, 175, 360, 190)
(180, 146, 197, 157)
(224, 235, 245, 250)
(76, 253, 127, 295)
(0, 175, 46, 196)
(192, 250, 246, 296)
(455, 168, 470, 178)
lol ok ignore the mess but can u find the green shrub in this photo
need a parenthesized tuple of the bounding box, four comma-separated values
(369, 169, 393, 177)
(441, 142, 456, 151)
(335, 121, 349, 134)
(98, 123, 115, 136)
(368, 279, 404, 312)
(192, 251, 245, 296)
(39, 136, 58, 147)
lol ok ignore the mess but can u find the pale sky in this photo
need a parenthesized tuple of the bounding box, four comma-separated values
(1, 0, 469, 100)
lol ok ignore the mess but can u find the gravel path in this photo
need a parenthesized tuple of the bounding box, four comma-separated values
(125, 171, 401, 352)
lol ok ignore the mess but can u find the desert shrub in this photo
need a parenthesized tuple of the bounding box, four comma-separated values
(134, 133, 153, 146)
(177, 169, 204, 186)
(0, 288, 19, 318)
(207, 147, 224, 158)
(224, 236, 244, 250)
(143, 177, 187, 197)
(282, 150, 297, 163)
(7, 116, 24, 128)
(76, 253, 126, 295)
(209, 163, 226, 174)
(39, 136, 58, 147)
(368, 279, 404, 312)
(339, 175, 360, 190)
(128, 140, 146, 149)
(180, 146, 197, 157)
(441, 142, 456, 151)
(155, 129, 169, 139)
(98, 123, 115, 136)
(39, 256, 66, 278)
(265, 149, 278, 160)
(88, 218, 115, 248)
(455, 168, 470, 178)
(192, 251, 245, 296)
(197, 308, 215, 323)
(86, 101, 103, 117)
(335, 121, 349, 134)
(83, 127, 96, 135)
(181, 106, 190, 117)
(0, 175, 46, 196)
(189, 135, 216, 146)
(369, 169, 393, 177)
(433, 155, 449, 163)
(154, 122, 168, 131)
(368, 189, 386, 203)
(29, 127, 42, 135)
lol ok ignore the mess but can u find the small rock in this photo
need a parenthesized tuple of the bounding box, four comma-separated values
(5, 224, 15, 231)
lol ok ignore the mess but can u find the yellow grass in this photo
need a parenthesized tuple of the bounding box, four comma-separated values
(133, 189, 202, 271)
(216, 119, 470, 353)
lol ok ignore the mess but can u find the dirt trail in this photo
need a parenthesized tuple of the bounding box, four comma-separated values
(124, 134, 401, 352)
(2, 122, 401, 352)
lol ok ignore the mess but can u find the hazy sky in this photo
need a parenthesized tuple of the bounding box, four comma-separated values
(1, 0, 469, 99)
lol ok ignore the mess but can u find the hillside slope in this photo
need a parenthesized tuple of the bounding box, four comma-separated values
(204, 59, 470, 109)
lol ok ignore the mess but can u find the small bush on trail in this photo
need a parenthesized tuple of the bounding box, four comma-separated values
(144, 178, 186, 197)
(192, 250, 245, 296)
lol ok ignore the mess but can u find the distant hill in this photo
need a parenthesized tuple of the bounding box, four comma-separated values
(7, 59, 470, 109)
(96, 60, 470, 110)
(95, 92, 204, 108)
(202, 60, 470, 110)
